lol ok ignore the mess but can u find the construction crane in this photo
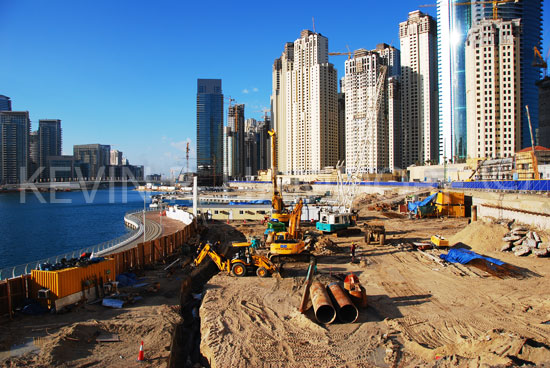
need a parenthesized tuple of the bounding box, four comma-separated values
(525, 105, 540, 180)
(337, 65, 388, 211)
(329, 45, 352, 60)
(533, 46, 549, 78)
(420, 0, 519, 20)
(267, 129, 290, 223)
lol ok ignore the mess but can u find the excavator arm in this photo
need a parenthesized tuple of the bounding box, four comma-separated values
(194, 242, 230, 272)
(288, 199, 303, 239)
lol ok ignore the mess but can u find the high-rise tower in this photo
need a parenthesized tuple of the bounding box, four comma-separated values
(399, 11, 439, 168)
(472, 0, 543, 148)
(0, 111, 30, 184)
(38, 119, 62, 180)
(465, 19, 522, 159)
(196, 79, 224, 186)
(0, 95, 11, 112)
(272, 31, 338, 175)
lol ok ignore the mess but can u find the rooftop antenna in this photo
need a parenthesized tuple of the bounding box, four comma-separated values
(312, 16, 316, 33)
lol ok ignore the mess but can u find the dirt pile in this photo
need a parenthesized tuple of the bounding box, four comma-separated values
(448, 220, 509, 253)
(402, 328, 550, 367)
(2, 304, 182, 368)
(313, 237, 345, 255)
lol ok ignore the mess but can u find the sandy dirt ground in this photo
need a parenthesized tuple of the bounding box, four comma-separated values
(200, 205, 550, 367)
(0, 216, 188, 368)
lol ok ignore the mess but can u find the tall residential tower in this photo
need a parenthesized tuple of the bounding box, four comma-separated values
(465, 19, 522, 158)
(272, 30, 338, 175)
(399, 11, 439, 168)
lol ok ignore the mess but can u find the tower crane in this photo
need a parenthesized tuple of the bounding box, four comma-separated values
(533, 46, 548, 78)
(328, 45, 353, 60)
(419, 0, 519, 20)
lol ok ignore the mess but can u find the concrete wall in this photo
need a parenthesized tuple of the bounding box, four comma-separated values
(468, 191, 550, 230)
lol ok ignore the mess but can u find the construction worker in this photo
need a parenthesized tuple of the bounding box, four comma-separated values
(350, 242, 357, 263)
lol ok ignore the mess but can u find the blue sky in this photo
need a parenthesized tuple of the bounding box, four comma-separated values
(1, 1, 548, 176)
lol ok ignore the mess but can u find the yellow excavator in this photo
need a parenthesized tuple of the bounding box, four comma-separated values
(267, 199, 315, 263)
(268, 130, 290, 224)
(193, 241, 278, 277)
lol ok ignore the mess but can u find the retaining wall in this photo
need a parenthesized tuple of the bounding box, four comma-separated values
(0, 219, 197, 318)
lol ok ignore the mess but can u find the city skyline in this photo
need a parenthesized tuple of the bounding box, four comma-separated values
(1, 1, 548, 175)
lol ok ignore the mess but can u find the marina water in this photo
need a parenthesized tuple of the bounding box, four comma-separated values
(0, 187, 187, 270)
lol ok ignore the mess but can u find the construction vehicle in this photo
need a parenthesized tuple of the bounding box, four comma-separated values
(364, 222, 386, 245)
(316, 211, 356, 234)
(193, 241, 278, 277)
(268, 199, 315, 263)
(268, 130, 290, 224)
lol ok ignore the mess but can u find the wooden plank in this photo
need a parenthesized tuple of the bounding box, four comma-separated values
(6, 278, 12, 319)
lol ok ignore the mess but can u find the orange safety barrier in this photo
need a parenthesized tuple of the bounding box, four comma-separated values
(1, 219, 197, 317)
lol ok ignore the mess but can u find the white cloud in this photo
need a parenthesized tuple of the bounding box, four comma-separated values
(242, 88, 249, 94)
(252, 87, 259, 92)
(170, 138, 192, 152)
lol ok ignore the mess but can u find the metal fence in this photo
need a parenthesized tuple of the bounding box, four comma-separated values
(451, 180, 550, 192)
(0, 208, 156, 280)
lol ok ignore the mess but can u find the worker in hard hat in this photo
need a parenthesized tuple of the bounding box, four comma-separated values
(350, 242, 357, 263)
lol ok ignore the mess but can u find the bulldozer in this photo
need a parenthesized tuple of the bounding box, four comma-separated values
(267, 199, 315, 263)
(193, 241, 278, 277)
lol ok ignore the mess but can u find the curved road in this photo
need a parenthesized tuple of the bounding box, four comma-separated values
(103, 212, 163, 255)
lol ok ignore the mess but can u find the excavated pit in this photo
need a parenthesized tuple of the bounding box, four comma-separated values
(168, 222, 247, 368)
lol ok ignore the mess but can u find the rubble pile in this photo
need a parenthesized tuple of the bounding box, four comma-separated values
(501, 227, 549, 257)
(314, 237, 344, 255)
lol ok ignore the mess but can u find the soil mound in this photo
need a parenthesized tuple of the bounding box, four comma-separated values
(448, 220, 508, 253)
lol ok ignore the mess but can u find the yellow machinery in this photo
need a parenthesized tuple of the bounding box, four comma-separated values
(434, 191, 465, 217)
(431, 235, 449, 248)
(268, 199, 314, 263)
(268, 130, 290, 224)
(193, 242, 277, 277)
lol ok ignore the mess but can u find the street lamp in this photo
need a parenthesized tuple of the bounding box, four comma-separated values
(143, 191, 146, 243)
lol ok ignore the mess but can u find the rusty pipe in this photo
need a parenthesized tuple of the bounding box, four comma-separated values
(310, 281, 336, 324)
(327, 282, 359, 323)
(472, 205, 477, 222)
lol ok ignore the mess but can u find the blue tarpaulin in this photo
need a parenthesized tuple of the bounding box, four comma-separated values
(439, 248, 505, 265)
(407, 193, 438, 213)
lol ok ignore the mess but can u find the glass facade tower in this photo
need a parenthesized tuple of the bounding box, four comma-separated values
(438, 0, 473, 162)
(196, 79, 224, 186)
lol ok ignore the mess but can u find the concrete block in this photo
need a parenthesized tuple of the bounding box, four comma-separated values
(522, 238, 538, 249)
(503, 234, 522, 242)
(533, 248, 549, 257)
(514, 246, 531, 257)
(501, 242, 513, 252)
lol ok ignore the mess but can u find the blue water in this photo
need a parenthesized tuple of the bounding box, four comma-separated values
(0, 187, 151, 269)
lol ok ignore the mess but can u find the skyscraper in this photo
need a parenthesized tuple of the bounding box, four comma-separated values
(399, 11, 439, 168)
(272, 30, 338, 175)
(465, 19, 521, 158)
(29, 131, 39, 179)
(196, 79, 223, 186)
(437, 0, 473, 162)
(0, 95, 11, 111)
(38, 119, 62, 180)
(343, 49, 388, 174)
(110, 149, 123, 166)
(0, 111, 30, 184)
(227, 104, 245, 179)
(73, 144, 111, 179)
(472, 1, 543, 148)
(271, 42, 294, 174)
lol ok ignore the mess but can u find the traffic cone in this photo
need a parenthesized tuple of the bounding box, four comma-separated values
(137, 341, 145, 362)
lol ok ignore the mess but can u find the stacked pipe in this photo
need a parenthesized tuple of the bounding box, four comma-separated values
(310, 281, 359, 324)
(327, 282, 359, 323)
(310, 281, 336, 324)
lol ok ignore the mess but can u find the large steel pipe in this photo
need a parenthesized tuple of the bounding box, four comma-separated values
(310, 281, 336, 324)
(327, 282, 359, 323)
